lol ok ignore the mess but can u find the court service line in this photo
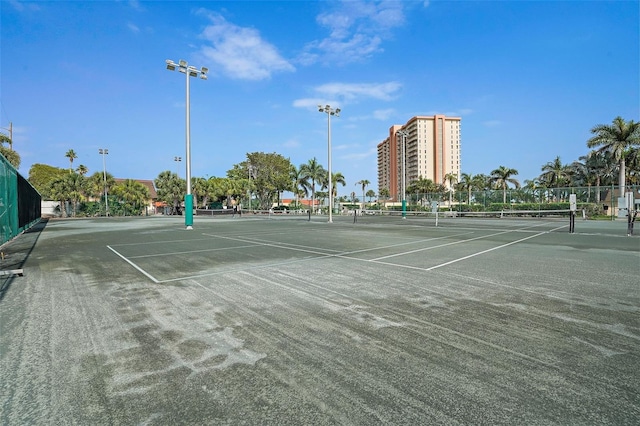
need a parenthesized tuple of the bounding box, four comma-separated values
(370, 220, 554, 261)
(372, 229, 514, 261)
(372, 224, 567, 272)
(107, 245, 159, 283)
(204, 231, 475, 258)
(155, 232, 474, 283)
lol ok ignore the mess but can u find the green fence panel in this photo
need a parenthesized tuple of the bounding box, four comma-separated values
(1, 153, 41, 246)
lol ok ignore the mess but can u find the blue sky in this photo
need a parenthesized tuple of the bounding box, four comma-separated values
(1, 0, 638, 195)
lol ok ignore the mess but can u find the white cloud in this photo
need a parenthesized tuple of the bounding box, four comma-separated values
(292, 98, 340, 110)
(282, 138, 300, 149)
(315, 82, 402, 101)
(127, 22, 140, 33)
(293, 82, 401, 111)
(340, 146, 378, 160)
(8, 0, 40, 12)
(372, 109, 395, 120)
(347, 109, 396, 122)
(483, 120, 502, 128)
(128, 0, 143, 11)
(198, 11, 295, 81)
(301, 0, 406, 65)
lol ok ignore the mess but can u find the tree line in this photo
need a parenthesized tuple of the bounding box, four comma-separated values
(2, 116, 637, 216)
(451, 116, 639, 206)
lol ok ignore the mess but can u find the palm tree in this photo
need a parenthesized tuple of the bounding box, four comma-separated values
(355, 179, 370, 210)
(539, 156, 568, 188)
(290, 165, 310, 210)
(65, 149, 77, 172)
(443, 173, 458, 208)
(191, 177, 208, 208)
(522, 179, 542, 203)
(408, 176, 438, 198)
(300, 158, 325, 213)
(76, 164, 88, 176)
(490, 166, 520, 204)
(587, 116, 640, 195)
(315, 191, 328, 211)
(50, 176, 71, 217)
(540, 156, 573, 201)
(366, 189, 376, 203)
(580, 150, 615, 203)
(205, 177, 227, 208)
(323, 172, 346, 212)
(60, 172, 86, 217)
(112, 179, 150, 215)
(87, 171, 114, 213)
(155, 170, 185, 215)
(626, 147, 640, 185)
(201, 176, 221, 208)
(458, 173, 474, 205)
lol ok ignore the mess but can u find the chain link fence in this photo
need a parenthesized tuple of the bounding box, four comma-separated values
(337, 185, 639, 218)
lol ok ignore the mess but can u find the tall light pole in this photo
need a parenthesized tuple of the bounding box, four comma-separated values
(318, 104, 340, 223)
(174, 156, 182, 176)
(99, 148, 109, 216)
(247, 162, 254, 213)
(166, 59, 208, 230)
(397, 130, 408, 218)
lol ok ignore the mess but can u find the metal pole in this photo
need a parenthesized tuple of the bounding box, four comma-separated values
(185, 68, 193, 229)
(100, 149, 109, 216)
(328, 111, 333, 224)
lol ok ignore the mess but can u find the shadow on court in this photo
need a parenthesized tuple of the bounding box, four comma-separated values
(0, 218, 48, 303)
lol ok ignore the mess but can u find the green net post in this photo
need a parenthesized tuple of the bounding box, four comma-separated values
(185, 194, 193, 229)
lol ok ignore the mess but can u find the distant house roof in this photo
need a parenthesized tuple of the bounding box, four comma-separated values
(114, 178, 158, 199)
(280, 198, 320, 207)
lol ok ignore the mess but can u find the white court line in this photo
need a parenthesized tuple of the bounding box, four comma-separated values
(372, 224, 567, 272)
(111, 222, 564, 283)
(372, 221, 560, 261)
(205, 231, 475, 258)
(107, 245, 159, 283)
(156, 232, 474, 283)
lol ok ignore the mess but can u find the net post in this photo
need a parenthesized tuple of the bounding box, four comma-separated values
(626, 192, 635, 236)
(569, 194, 577, 234)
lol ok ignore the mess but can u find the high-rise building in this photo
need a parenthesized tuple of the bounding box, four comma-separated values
(377, 115, 461, 200)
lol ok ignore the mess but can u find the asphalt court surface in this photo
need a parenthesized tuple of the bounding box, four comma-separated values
(1, 215, 639, 425)
(108, 215, 570, 280)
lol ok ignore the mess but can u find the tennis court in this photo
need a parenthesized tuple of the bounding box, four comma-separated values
(1, 214, 639, 424)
